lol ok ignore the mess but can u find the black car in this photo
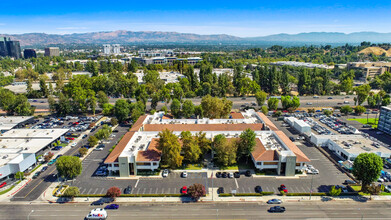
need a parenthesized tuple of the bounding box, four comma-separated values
(222, 172, 228, 178)
(245, 170, 252, 177)
(216, 172, 222, 178)
(41, 166, 48, 172)
(113, 130, 119, 133)
(384, 164, 391, 169)
(217, 187, 224, 194)
(255, 185, 263, 193)
(91, 200, 104, 206)
(343, 179, 356, 185)
(234, 172, 240, 178)
(289, 136, 295, 142)
(124, 186, 132, 194)
(269, 206, 286, 213)
(82, 134, 88, 139)
(32, 172, 41, 179)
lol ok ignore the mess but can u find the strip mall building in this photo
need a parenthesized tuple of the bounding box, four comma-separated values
(104, 110, 310, 176)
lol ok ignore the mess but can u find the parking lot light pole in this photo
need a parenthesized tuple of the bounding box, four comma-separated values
(27, 210, 34, 220)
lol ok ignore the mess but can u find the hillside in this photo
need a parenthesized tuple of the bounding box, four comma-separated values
(359, 47, 391, 56)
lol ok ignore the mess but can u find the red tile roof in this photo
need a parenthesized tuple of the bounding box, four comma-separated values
(256, 112, 278, 131)
(144, 123, 263, 132)
(251, 138, 279, 161)
(104, 131, 135, 163)
(274, 130, 311, 163)
(136, 138, 161, 162)
(230, 112, 244, 119)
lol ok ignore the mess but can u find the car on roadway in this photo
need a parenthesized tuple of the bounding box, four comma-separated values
(91, 200, 104, 206)
(182, 171, 188, 178)
(280, 184, 288, 193)
(306, 102, 313, 105)
(328, 97, 333, 99)
(268, 206, 286, 213)
(105, 204, 119, 210)
(41, 166, 48, 172)
(82, 134, 88, 139)
(162, 169, 169, 177)
(313, 96, 319, 99)
(181, 186, 188, 194)
(48, 159, 56, 165)
(267, 199, 282, 204)
(217, 187, 224, 194)
(344, 101, 350, 104)
(255, 185, 263, 193)
(216, 172, 222, 178)
(343, 180, 356, 185)
(32, 172, 41, 179)
(71, 143, 77, 147)
(124, 186, 132, 194)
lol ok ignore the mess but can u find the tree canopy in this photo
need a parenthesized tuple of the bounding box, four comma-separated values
(56, 156, 82, 179)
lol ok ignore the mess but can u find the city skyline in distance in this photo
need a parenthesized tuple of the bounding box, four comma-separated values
(1, 0, 391, 37)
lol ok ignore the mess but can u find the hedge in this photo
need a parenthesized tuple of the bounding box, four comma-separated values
(219, 192, 274, 197)
(67, 194, 186, 198)
(286, 192, 327, 196)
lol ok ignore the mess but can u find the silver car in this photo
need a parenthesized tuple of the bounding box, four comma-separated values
(267, 199, 282, 204)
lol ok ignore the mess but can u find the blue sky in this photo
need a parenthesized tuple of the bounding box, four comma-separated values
(1, 0, 391, 37)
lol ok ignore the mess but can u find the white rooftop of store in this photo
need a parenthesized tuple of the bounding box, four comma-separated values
(0, 116, 33, 131)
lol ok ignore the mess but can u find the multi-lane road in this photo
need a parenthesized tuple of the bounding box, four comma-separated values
(29, 95, 360, 111)
(1, 201, 391, 220)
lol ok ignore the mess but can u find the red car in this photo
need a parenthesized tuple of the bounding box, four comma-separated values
(0, 182, 6, 188)
(66, 137, 75, 140)
(181, 186, 188, 194)
(280, 184, 288, 193)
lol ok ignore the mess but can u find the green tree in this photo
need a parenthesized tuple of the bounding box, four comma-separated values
(353, 153, 383, 191)
(79, 147, 88, 157)
(111, 118, 118, 126)
(88, 136, 98, 147)
(63, 186, 80, 200)
(255, 90, 267, 106)
(354, 105, 366, 115)
(340, 105, 353, 115)
(170, 98, 181, 118)
(213, 134, 237, 166)
(267, 98, 279, 111)
(181, 131, 201, 163)
(187, 183, 206, 201)
(15, 171, 24, 180)
(102, 103, 114, 116)
(182, 100, 194, 118)
(97, 91, 109, 108)
(195, 131, 212, 154)
(161, 105, 168, 115)
(201, 95, 232, 118)
(261, 106, 268, 114)
(354, 84, 371, 105)
(237, 129, 256, 162)
(323, 109, 333, 116)
(328, 185, 341, 196)
(194, 105, 203, 118)
(95, 124, 112, 140)
(56, 156, 82, 179)
(114, 99, 129, 122)
(157, 129, 183, 168)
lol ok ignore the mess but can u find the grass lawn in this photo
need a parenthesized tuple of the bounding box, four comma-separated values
(348, 118, 378, 128)
(183, 164, 203, 170)
(219, 165, 239, 170)
(350, 185, 362, 191)
(219, 162, 254, 170)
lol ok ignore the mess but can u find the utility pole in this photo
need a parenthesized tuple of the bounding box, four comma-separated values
(27, 210, 34, 220)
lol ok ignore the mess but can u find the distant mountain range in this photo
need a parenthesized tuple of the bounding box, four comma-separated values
(1, 30, 391, 46)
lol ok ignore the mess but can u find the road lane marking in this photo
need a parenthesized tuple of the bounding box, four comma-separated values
(23, 167, 56, 198)
(134, 179, 140, 188)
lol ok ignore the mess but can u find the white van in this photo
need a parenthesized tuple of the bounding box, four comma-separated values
(85, 208, 107, 220)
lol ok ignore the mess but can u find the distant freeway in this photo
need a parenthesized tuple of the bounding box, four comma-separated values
(29, 95, 362, 111)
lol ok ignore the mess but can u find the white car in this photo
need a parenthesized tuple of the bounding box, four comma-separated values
(228, 172, 234, 178)
(182, 171, 188, 178)
(71, 143, 77, 147)
(94, 147, 104, 151)
(162, 169, 169, 177)
(306, 102, 313, 105)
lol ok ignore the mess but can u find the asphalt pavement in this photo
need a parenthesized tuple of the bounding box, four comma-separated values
(1, 201, 391, 220)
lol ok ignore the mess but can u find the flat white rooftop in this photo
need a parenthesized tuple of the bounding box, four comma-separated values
(0, 116, 33, 131)
(0, 129, 68, 166)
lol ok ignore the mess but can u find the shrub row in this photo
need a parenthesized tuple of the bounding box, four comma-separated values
(70, 194, 185, 198)
(219, 192, 274, 197)
(286, 193, 327, 196)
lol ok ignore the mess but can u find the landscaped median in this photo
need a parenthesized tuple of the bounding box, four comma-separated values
(0, 180, 22, 196)
(59, 194, 201, 198)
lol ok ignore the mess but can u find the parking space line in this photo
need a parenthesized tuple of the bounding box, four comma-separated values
(135, 188, 141, 194)
(142, 188, 146, 194)
(149, 188, 152, 194)
(135, 179, 140, 188)
(93, 188, 99, 194)
(87, 188, 92, 194)
(295, 186, 300, 192)
(161, 188, 164, 194)
(248, 187, 251, 193)
(234, 179, 239, 188)
(155, 188, 158, 194)
(99, 188, 105, 194)
(167, 188, 171, 194)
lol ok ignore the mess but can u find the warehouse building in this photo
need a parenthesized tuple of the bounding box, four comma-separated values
(0, 116, 34, 133)
(0, 129, 68, 180)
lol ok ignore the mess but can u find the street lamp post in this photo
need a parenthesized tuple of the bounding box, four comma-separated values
(27, 210, 34, 220)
